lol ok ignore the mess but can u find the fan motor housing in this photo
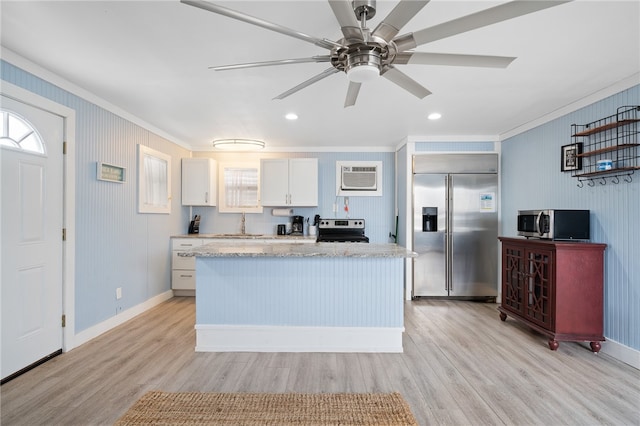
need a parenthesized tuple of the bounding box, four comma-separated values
(347, 47, 381, 71)
(331, 41, 392, 75)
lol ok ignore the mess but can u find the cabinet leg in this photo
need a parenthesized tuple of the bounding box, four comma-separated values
(548, 339, 559, 351)
(590, 341, 602, 353)
(499, 312, 507, 322)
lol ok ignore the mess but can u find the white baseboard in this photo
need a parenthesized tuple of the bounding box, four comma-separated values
(601, 338, 640, 370)
(195, 325, 404, 353)
(71, 291, 173, 349)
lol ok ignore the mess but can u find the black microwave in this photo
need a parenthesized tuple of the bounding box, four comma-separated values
(517, 209, 590, 240)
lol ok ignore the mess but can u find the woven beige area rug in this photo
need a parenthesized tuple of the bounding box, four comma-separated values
(115, 390, 418, 425)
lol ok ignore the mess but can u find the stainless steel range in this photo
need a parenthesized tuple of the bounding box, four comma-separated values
(317, 219, 369, 243)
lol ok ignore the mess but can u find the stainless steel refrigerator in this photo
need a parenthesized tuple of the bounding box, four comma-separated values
(413, 154, 498, 299)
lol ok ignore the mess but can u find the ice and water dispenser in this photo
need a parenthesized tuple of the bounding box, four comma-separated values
(422, 207, 437, 232)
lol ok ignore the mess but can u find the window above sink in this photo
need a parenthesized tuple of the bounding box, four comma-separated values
(217, 161, 263, 213)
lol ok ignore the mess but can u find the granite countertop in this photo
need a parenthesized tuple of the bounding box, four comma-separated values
(172, 233, 316, 241)
(179, 241, 417, 258)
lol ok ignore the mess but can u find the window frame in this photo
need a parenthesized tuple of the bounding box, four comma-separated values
(137, 144, 171, 214)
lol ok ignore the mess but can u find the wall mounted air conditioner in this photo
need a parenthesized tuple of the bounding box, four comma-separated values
(336, 161, 382, 197)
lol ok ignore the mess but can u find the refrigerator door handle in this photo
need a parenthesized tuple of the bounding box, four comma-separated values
(443, 229, 449, 292)
(447, 174, 453, 293)
(445, 175, 453, 295)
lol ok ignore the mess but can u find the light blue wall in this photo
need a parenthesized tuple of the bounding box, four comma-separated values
(192, 152, 397, 244)
(2, 60, 191, 333)
(501, 85, 640, 351)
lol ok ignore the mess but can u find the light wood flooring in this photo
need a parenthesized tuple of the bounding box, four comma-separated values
(2, 297, 639, 425)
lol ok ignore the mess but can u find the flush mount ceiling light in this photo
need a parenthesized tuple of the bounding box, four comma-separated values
(212, 139, 265, 150)
(428, 112, 442, 120)
(285, 113, 298, 120)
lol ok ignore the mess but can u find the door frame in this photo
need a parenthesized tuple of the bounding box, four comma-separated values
(1, 81, 77, 352)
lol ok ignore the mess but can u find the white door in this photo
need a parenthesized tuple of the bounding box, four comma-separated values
(1, 95, 64, 381)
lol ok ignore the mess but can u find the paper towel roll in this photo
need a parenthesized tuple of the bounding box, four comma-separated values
(272, 208, 293, 217)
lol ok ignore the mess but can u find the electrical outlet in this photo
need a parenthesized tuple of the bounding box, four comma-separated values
(116, 287, 122, 300)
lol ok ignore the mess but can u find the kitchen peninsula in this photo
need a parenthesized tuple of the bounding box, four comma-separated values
(180, 241, 416, 353)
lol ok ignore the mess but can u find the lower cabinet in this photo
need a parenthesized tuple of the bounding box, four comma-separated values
(171, 238, 204, 296)
(498, 237, 606, 352)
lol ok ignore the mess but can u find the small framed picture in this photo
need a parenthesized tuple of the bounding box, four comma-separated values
(561, 143, 582, 172)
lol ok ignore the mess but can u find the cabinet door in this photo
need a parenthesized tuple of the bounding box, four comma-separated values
(502, 243, 525, 314)
(182, 158, 217, 206)
(261, 159, 291, 206)
(289, 158, 318, 206)
(523, 247, 554, 329)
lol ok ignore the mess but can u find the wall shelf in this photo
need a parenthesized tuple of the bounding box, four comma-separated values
(576, 143, 639, 157)
(570, 105, 639, 187)
(572, 119, 640, 137)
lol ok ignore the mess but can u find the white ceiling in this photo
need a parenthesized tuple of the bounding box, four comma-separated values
(1, 1, 639, 151)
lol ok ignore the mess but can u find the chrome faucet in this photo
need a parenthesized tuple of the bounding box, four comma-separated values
(241, 212, 246, 235)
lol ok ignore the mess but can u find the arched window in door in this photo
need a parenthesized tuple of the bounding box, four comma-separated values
(0, 110, 45, 155)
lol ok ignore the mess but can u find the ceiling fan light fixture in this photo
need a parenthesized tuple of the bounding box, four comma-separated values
(346, 64, 380, 83)
(212, 139, 265, 151)
(345, 49, 382, 83)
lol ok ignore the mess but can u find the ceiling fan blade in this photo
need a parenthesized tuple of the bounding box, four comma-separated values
(328, 0, 364, 42)
(394, 0, 573, 51)
(211, 56, 331, 71)
(381, 67, 431, 99)
(273, 68, 340, 100)
(181, 0, 336, 50)
(372, 0, 430, 43)
(395, 52, 516, 68)
(344, 81, 362, 108)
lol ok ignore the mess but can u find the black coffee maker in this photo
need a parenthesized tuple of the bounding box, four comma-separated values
(291, 215, 304, 235)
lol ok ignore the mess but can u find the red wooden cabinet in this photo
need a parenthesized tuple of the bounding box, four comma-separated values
(498, 237, 606, 352)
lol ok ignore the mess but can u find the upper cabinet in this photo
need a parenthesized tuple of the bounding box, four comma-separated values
(181, 158, 217, 206)
(261, 158, 318, 206)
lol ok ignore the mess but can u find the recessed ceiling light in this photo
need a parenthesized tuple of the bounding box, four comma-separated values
(428, 112, 442, 120)
(285, 113, 298, 120)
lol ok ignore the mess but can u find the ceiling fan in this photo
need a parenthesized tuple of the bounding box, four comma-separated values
(181, 0, 572, 107)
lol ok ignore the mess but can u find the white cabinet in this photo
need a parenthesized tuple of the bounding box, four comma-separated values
(261, 158, 318, 206)
(171, 238, 204, 295)
(182, 158, 217, 206)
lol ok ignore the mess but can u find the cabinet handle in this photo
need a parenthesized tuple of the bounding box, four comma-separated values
(180, 274, 193, 278)
(205, 192, 208, 203)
